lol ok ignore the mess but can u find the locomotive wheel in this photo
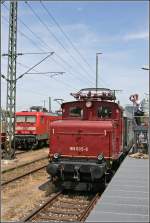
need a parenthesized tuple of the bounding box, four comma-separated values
(106, 169, 114, 183)
(43, 140, 48, 147)
(53, 180, 63, 192)
(38, 141, 43, 149)
(45, 181, 56, 196)
(92, 176, 106, 192)
(31, 145, 37, 150)
(26, 144, 32, 150)
(112, 160, 120, 171)
(31, 141, 39, 150)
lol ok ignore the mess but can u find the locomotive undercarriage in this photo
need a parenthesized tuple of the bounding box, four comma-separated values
(14, 135, 38, 150)
(60, 177, 106, 192)
(46, 152, 127, 191)
(46, 158, 110, 191)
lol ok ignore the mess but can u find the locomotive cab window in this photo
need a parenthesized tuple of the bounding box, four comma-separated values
(97, 106, 112, 118)
(16, 116, 36, 122)
(16, 116, 25, 122)
(69, 107, 83, 117)
(26, 116, 36, 123)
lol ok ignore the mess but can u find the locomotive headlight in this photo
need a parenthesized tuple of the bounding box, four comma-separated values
(97, 153, 104, 163)
(53, 153, 60, 159)
(86, 101, 92, 108)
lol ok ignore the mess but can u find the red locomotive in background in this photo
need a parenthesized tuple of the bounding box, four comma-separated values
(46, 88, 133, 191)
(15, 106, 61, 150)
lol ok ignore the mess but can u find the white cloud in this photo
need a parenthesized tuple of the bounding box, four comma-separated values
(123, 31, 149, 41)
(77, 7, 83, 12)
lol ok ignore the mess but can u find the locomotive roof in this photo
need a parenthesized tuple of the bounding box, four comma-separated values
(51, 119, 114, 130)
(16, 111, 58, 116)
(70, 88, 117, 101)
(62, 100, 123, 108)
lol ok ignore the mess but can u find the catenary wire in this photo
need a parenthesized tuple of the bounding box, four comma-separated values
(25, 1, 95, 84)
(3, 2, 93, 85)
(2, 2, 109, 87)
(1, 13, 93, 86)
(40, 1, 94, 73)
(2, 4, 94, 86)
(39, 1, 110, 87)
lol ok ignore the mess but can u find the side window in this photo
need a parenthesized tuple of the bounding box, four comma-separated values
(97, 106, 112, 118)
(69, 107, 83, 117)
(40, 116, 44, 124)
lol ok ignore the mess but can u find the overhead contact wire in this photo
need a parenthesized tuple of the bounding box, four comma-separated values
(25, 2, 95, 86)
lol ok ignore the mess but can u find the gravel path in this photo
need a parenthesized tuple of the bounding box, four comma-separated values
(1, 168, 54, 221)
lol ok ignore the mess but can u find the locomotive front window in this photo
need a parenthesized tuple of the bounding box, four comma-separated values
(97, 106, 112, 118)
(69, 107, 83, 117)
(16, 116, 25, 122)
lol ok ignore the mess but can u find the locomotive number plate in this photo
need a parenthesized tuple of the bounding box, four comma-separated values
(69, 146, 88, 152)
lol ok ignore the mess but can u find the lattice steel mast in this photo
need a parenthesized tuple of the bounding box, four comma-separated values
(4, 0, 18, 159)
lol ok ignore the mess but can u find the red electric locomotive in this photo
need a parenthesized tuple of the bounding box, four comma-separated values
(46, 88, 133, 191)
(15, 106, 61, 150)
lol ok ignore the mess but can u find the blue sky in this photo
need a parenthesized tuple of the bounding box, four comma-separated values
(1, 1, 149, 112)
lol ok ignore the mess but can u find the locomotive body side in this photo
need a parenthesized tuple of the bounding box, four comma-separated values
(47, 95, 128, 191)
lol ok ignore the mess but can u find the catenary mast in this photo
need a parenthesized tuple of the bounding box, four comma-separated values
(4, 0, 18, 159)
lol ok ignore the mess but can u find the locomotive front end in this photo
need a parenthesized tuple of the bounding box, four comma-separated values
(47, 119, 114, 190)
(15, 112, 37, 149)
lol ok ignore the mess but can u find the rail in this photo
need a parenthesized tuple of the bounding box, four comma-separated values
(2, 155, 48, 174)
(1, 164, 47, 186)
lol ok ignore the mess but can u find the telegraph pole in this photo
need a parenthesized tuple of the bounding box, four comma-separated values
(96, 53, 102, 90)
(49, 97, 51, 112)
(43, 100, 46, 108)
(4, 1, 18, 159)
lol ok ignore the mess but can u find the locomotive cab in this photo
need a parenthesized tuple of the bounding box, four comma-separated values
(47, 88, 125, 191)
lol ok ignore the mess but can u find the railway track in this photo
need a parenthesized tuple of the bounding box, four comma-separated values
(15, 146, 48, 156)
(22, 191, 100, 222)
(1, 157, 48, 186)
(2, 155, 48, 173)
(15, 150, 27, 156)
